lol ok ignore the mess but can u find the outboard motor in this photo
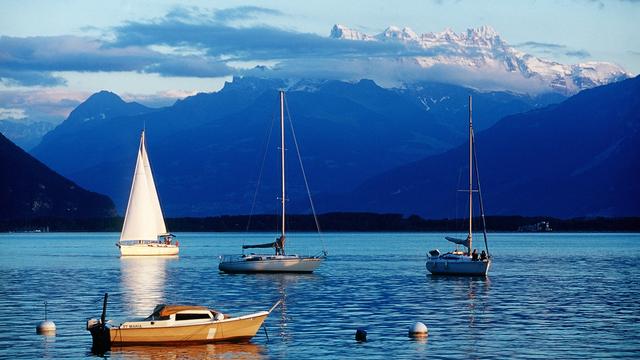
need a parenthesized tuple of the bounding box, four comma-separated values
(428, 249, 441, 258)
(87, 293, 111, 354)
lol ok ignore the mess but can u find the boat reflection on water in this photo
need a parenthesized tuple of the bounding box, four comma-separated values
(464, 276, 491, 330)
(120, 256, 177, 317)
(429, 275, 491, 333)
(108, 342, 266, 360)
(250, 273, 316, 341)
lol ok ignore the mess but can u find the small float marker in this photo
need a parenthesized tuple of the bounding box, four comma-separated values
(36, 301, 56, 335)
(408, 322, 428, 338)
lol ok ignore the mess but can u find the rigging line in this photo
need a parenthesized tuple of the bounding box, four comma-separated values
(245, 110, 278, 237)
(284, 97, 327, 255)
(472, 130, 490, 256)
(454, 166, 464, 234)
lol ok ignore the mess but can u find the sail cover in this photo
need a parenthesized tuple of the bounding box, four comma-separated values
(120, 132, 166, 241)
(242, 242, 276, 249)
(445, 236, 470, 249)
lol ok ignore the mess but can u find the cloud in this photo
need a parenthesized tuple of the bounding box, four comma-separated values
(0, 68, 66, 87)
(213, 6, 284, 22)
(243, 57, 552, 94)
(565, 49, 591, 58)
(516, 41, 591, 60)
(0, 107, 27, 120)
(0, 5, 607, 96)
(0, 89, 89, 123)
(112, 9, 437, 61)
(0, 34, 235, 86)
(516, 41, 566, 50)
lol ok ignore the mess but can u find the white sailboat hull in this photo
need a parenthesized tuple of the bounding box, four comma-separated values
(426, 256, 491, 276)
(219, 255, 323, 273)
(118, 243, 179, 257)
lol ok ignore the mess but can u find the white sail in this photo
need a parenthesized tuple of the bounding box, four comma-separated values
(140, 132, 167, 235)
(120, 132, 160, 241)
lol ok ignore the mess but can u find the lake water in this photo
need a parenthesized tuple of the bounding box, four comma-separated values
(0, 232, 639, 359)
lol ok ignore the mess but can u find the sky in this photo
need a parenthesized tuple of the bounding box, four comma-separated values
(0, 0, 638, 124)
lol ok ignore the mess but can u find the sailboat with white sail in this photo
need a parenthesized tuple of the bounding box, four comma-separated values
(426, 96, 491, 276)
(218, 91, 325, 273)
(117, 131, 179, 256)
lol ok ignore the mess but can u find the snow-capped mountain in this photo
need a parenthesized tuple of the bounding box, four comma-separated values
(330, 24, 630, 94)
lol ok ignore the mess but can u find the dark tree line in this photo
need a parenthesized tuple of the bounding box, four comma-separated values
(1, 213, 639, 232)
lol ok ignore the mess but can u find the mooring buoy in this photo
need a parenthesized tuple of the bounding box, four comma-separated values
(408, 321, 428, 338)
(355, 327, 367, 342)
(36, 301, 56, 335)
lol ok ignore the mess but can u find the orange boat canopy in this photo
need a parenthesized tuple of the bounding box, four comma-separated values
(156, 305, 210, 317)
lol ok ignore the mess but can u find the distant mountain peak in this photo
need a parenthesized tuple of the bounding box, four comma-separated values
(85, 90, 124, 103)
(378, 26, 419, 42)
(329, 24, 630, 94)
(467, 25, 499, 39)
(64, 91, 152, 125)
(330, 24, 374, 41)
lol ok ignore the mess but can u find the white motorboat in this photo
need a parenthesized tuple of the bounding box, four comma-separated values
(219, 91, 325, 274)
(87, 293, 280, 353)
(117, 131, 179, 256)
(426, 96, 492, 276)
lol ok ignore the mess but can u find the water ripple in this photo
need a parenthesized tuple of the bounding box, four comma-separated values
(0, 232, 639, 359)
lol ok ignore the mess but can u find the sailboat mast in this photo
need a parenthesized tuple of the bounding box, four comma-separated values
(280, 90, 286, 243)
(468, 95, 473, 256)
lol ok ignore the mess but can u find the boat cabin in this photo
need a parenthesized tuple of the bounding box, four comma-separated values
(142, 305, 227, 322)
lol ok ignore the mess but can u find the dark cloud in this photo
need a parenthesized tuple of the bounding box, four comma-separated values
(144, 56, 234, 77)
(516, 41, 566, 50)
(213, 6, 284, 22)
(516, 41, 591, 60)
(0, 36, 157, 72)
(0, 34, 235, 86)
(112, 20, 430, 61)
(565, 49, 591, 58)
(0, 68, 66, 87)
(161, 6, 283, 24)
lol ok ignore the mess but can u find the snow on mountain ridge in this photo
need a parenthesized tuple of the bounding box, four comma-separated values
(330, 24, 374, 41)
(330, 24, 630, 94)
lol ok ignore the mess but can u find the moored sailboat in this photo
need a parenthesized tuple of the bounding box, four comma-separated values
(219, 91, 325, 273)
(117, 131, 178, 256)
(426, 96, 492, 276)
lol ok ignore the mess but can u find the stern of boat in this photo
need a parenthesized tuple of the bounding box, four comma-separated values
(87, 319, 111, 353)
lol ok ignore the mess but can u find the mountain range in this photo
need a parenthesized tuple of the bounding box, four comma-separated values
(30, 77, 559, 216)
(335, 75, 640, 217)
(27, 75, 639, 218)
(0, 132, 116, 220)
(0, 120, 54, 150)
(330, 25, 630, 95)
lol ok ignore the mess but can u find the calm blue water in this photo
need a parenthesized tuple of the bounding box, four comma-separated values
(0, 232, 639, 359)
